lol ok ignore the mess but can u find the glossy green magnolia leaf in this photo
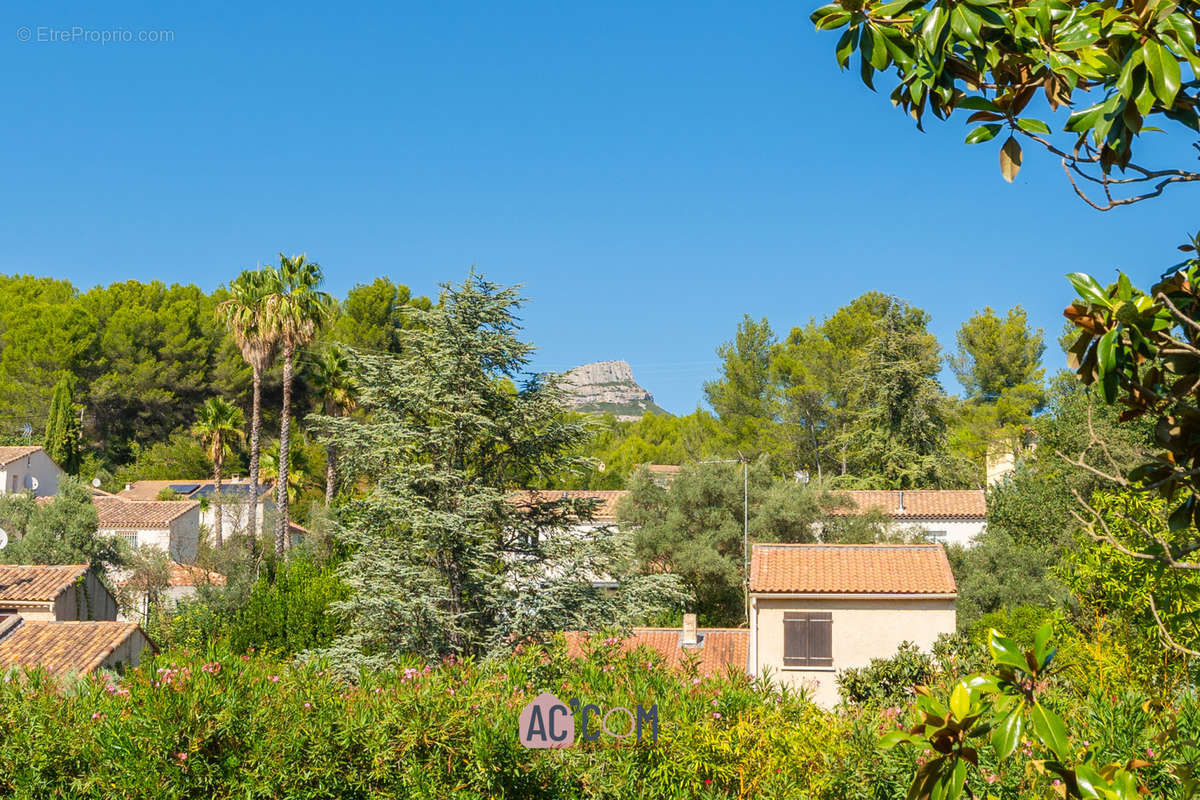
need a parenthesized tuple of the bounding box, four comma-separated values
(880, 729, 922, 749)
(1015, 118, 1051, 134)
(836, 26, 859, 68)
(1075, 762, 1109, 800)
(991, 707, 1023, 759)
(1144, 40, 1181, 106)
(1032, 702, 1070, 761)
(1067, 272, 1112, 307)
(1033, 623, 1052, 668)
(957, 96, 1000, 112)
(811, 3, 845, 24)
(1097, 328, 1117, 378)
(949, 682, 970, 719)
(922, 5, 949, 53)
(989, 629, 1028, 672)
(965, 124, 1001, 143)
(950, 6, 984, 47)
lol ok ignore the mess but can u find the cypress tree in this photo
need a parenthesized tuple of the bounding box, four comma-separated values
(43, 376, 80, 474)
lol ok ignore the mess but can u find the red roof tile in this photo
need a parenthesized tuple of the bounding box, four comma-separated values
(750, 543, 957, 595)
(0, 619, 151, 674)
(93, 497, 199, 528)
(826, 490, 985, 520)
(0, 565, 89, 604)
(563, 628, 748, 674)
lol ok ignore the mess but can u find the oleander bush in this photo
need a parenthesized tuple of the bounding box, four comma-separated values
(0, 633, 1197, 799)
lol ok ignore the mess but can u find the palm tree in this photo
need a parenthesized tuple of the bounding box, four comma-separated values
(259, 436, 312, 508)
(192, 397, 246, 547)
(308, 345, 357, 504)
(265, 254, 331, 555)
(215, 269, 280, 553)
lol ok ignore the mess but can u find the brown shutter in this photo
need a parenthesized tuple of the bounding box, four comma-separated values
(808, 612, 833, 667)
(783, 612, 808, 667)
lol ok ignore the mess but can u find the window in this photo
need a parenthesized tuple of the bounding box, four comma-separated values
(783, 612, 833, 668)
(925, 530, 948, 542)
(116, 531, 138, 548)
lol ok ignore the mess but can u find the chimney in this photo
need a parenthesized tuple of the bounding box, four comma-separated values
(682, 613, 698, 647)
(124, 483, 133, 492)
(897, 491, 905, 513)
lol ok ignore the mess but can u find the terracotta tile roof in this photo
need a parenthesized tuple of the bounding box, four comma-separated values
(563, 628, 748, 674)
(750, 543, 957, 595)
(93, 497, 199, 529)
(508, 490, 628, 522)
(167, 563, 226, 588)
(0, 618, 150, 674)
(826, 490, 985, 520)
(0, 446, 45, 467)
(644, 464, 682, 475)
(0, 565, 89, 604)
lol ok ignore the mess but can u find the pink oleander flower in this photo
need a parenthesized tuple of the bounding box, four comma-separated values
(1147, 747, 1157, 759)
(176, 752, 188, 761)
(268, 675, 280, 683)
(692, 677, 701, 685)
(91, 712, 102, 720)
(201, 662, 221, 674)
(712, 712, 721, 719)
(303, 702, 311, 710)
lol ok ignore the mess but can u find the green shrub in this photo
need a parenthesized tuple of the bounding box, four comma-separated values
(838, 642, 932, 707)
(228, 556, 349, 655)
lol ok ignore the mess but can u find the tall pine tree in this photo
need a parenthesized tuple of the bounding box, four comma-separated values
(43, 376, 80, 474)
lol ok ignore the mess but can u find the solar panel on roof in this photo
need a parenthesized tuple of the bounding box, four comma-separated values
(168, 484, 200, 494)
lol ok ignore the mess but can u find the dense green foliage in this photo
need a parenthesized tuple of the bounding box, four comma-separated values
(0, 477, 122, 570)
(810, 0, 1200, 209)
(43, 375, 81, 474)
(312, 274, 685, 668)
(577, 292, 1046, 491)
(1, 628, 1198, 799)
(620, 460, 899, 624)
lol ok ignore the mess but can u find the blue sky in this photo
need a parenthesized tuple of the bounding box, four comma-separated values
(2, 1, 1194, 413)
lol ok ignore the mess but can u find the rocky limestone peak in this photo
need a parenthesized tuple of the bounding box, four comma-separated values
(560, 360, 665, 422)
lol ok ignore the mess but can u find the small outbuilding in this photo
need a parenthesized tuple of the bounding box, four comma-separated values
(749, 543, 957, 707)
(0, 564, 119, 622)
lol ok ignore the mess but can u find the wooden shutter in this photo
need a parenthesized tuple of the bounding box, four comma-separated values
(807, 612, 833, 667)
(783, 611, 833, 667)
(783, 612, 809, 667)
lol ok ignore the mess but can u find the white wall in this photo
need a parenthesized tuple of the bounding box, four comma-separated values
(906, 519, 985, 548)
(0, 450, 63, 497)
(751, 595, 957, 708)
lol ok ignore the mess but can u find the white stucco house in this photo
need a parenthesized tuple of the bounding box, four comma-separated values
(507, 490, 627, 590)
(93, 496, 202, 564)
(0, 446, 63, 498)
(827, 490, 986, 548)
(748, 542, 957, 708)
(117, 478, 270, 543)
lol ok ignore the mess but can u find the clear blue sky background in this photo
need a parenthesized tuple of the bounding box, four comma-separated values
(2, 1, 1194, 413)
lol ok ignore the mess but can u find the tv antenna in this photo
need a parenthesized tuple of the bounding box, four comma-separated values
(20, 423, 32, 441)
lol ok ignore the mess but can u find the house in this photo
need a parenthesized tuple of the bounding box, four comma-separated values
(0, 564, 119, 621)
(115, 562, 226, 624)
(507, 490, 628, 589)
(0, 614, 153, 675)
(564, 615, 747, 675)
(93, 496, 201, 564)
(641, 464, 682, 487)
(0, 446, 63, 498)
(826, 490, 986, 547)
(748, 542, 957, 707)
(117, 478, 271, 543)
